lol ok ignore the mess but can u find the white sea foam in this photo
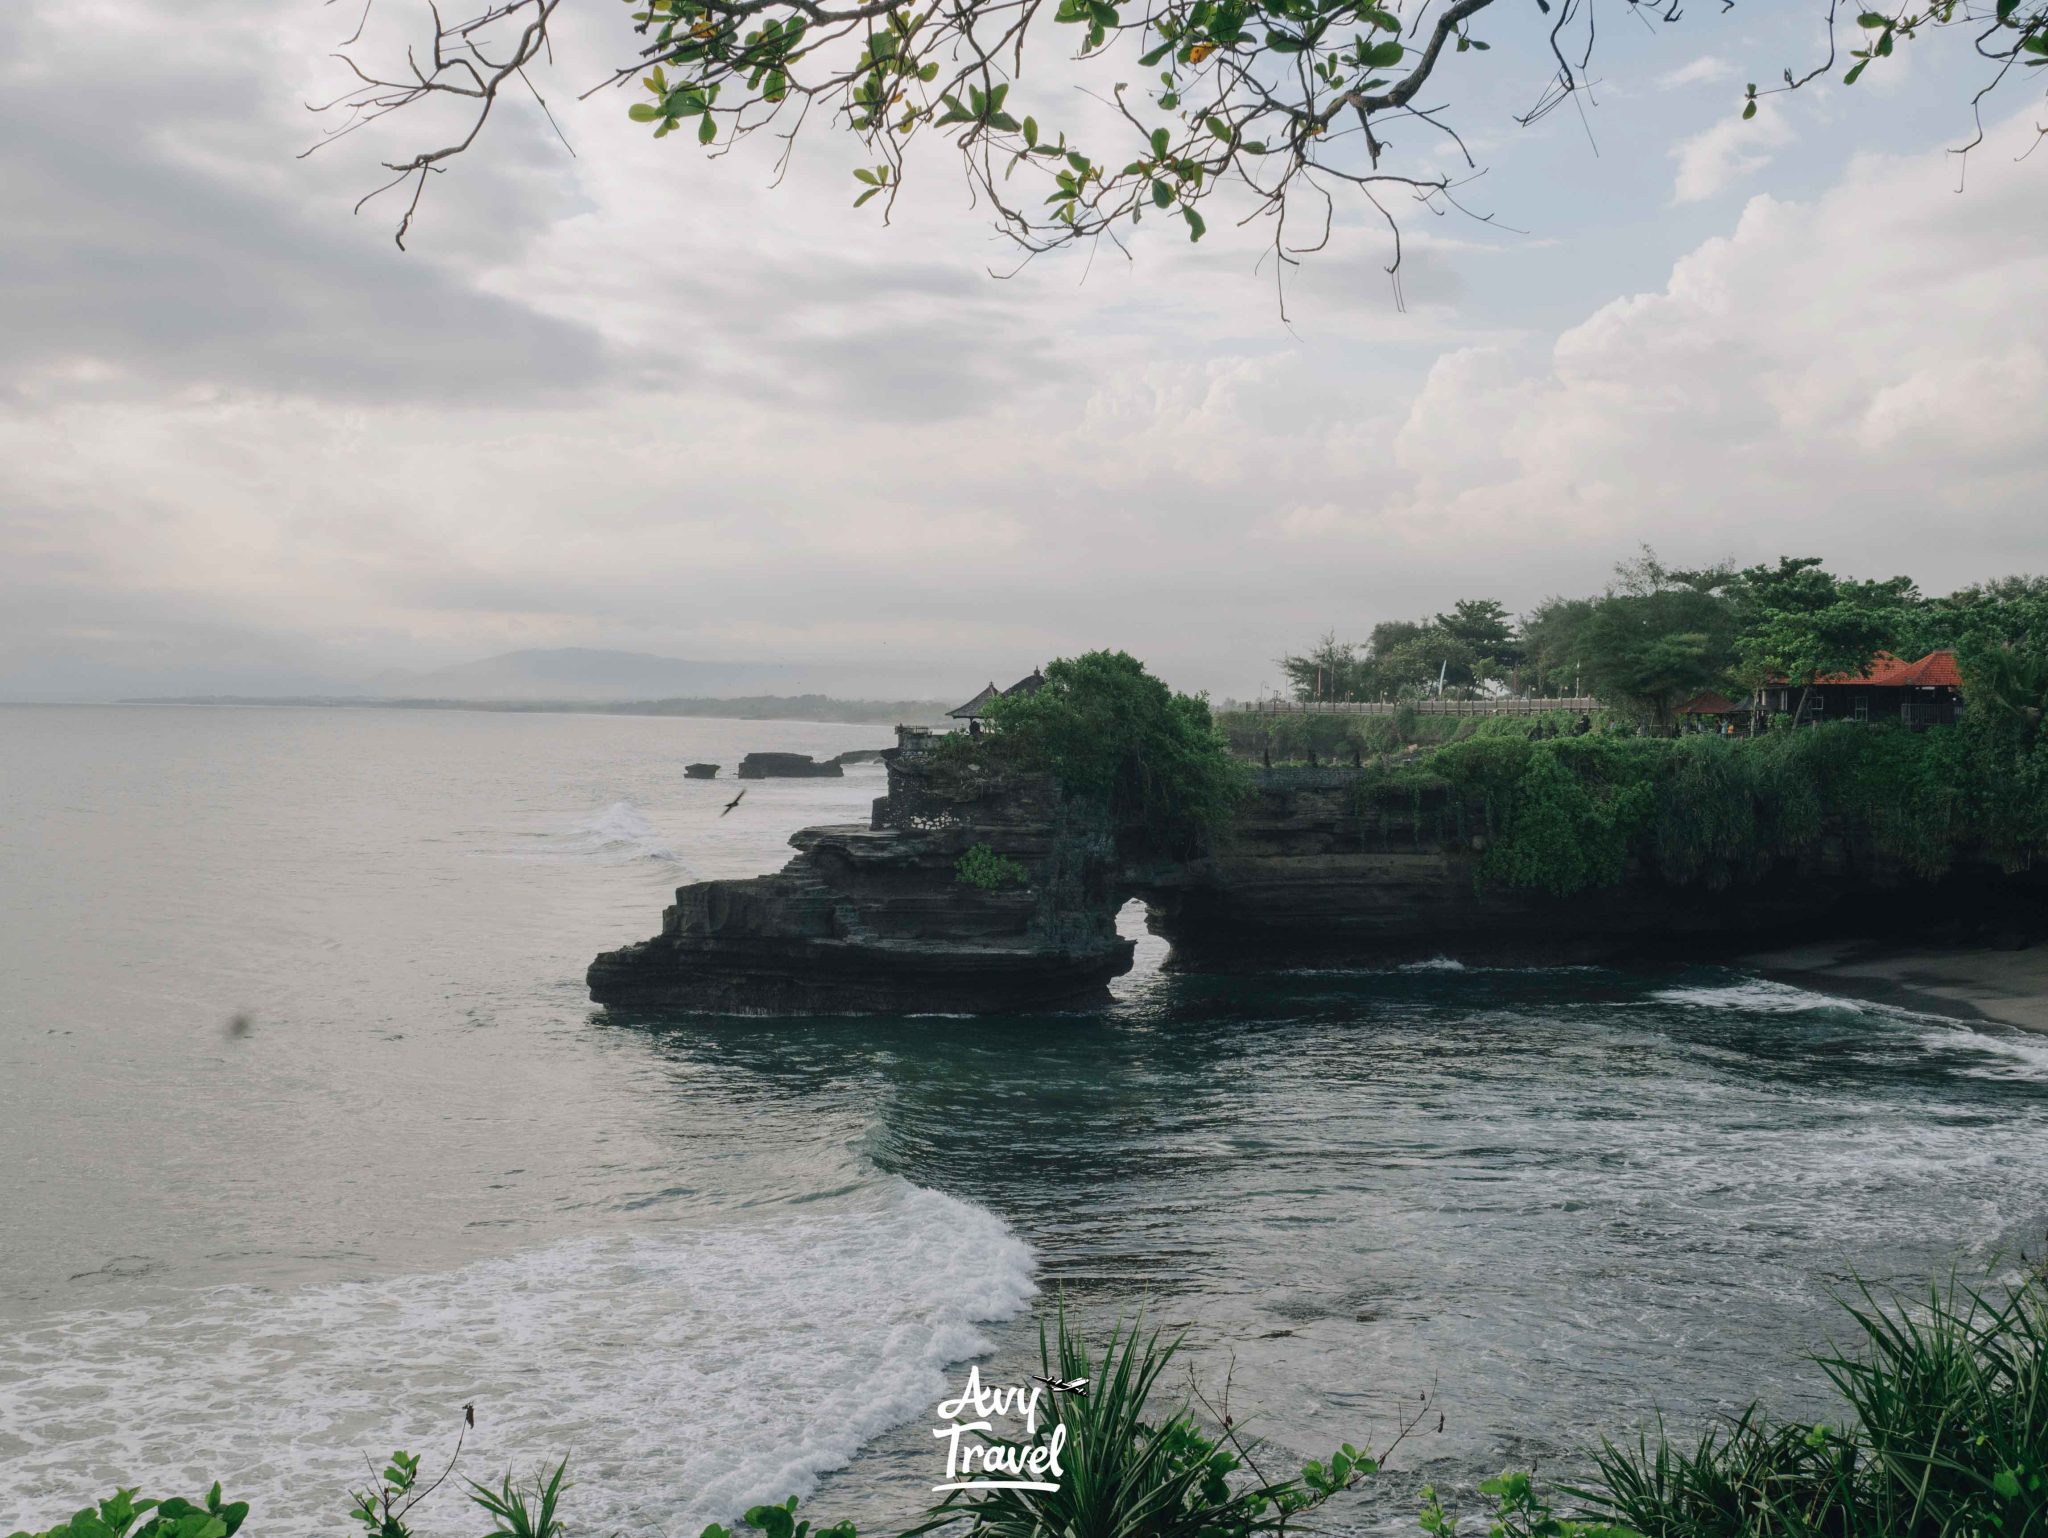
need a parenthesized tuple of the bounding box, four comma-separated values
(1650, 978, 1881, 1016)
(0, 1183, 1034, 1537)
(562, 801, 684, 863)
(1911, 1021, 2048, 1082)
(1398, 958, 1468, 973)
(1654, 977, 2048, 1081)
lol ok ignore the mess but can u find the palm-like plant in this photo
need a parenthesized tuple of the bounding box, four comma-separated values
(468, 1460, 570, 1538)
(918, 1310, 1397, 1538)
(1964, 643, 2048, 742)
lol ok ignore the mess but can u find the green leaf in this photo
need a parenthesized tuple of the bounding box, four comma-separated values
(1204, 114, 1230, 139)
(1364, 39, 1404, 66)
(1856, 10, 1889, 24)
(1024, 114, 1039, 145)
(2025, 32, 2048, 53)
(1183, 204, 1206, 240)
(1152, 177, 1173, 206)
(1151, 126, 1171, 156)
(853, 167, 879, 184)
(1994, 1469, 2023, 1500)
(1362, 6, 1400, 28)
(1742, 99, 1757, 118)
(1843, 58, 1867, 81)
(698, 112, 717, 143)
(628, 102, 662, 121)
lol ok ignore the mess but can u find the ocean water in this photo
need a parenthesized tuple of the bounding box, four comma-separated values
(3, 705, 2046, 1534)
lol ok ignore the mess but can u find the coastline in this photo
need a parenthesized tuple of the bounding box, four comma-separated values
(1742, 938, 2048, 1035)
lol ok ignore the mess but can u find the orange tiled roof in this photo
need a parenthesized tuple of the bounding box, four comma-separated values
(1896, 649, 1962, 688)
(1678, 690, 1740, 714)
(1790, 649, 1962, 689)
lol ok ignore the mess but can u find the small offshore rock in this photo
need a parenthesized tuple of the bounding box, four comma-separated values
(684, 762, 720, 779)
(736, 752, 843, 779)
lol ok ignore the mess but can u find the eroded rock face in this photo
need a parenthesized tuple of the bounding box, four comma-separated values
(589, 759, 2039, 1014)
(1138, 772, 2035, 969)
(586, 752, 1132, 1014)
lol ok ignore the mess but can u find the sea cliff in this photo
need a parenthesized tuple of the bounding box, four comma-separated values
(587, 751, 2046, 1014)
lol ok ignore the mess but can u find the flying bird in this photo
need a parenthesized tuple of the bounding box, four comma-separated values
(720, 789, 747, 817)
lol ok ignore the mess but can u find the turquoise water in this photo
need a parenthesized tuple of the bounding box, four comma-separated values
(3, 706, 2046, 1534)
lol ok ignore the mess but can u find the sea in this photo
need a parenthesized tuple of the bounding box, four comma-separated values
(3, 704, 2046, 1535)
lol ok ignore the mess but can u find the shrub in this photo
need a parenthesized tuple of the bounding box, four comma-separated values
(7, 1487, 248, 1538)
(955, 844, 1029, 890)
(982, 652, 1249, 859)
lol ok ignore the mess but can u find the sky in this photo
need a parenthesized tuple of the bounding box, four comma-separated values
(3, 0, 2045, 702)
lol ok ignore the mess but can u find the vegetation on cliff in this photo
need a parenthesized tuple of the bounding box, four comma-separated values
(1354, 714, 2048, 898)
(1258, 551, 2048, 896)
(978, 650, 1249, 858)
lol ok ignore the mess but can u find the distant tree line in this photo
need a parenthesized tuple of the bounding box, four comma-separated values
(1279, 552, 2048, 733)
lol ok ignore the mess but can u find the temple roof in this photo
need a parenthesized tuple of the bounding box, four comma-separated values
(947, 683, 1000, 719)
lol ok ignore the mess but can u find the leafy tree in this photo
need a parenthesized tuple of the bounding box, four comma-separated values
(981, 649, 1248, 855)
(1518, 595, 1596, 698)
(1733, 557, 1919, 725)
(314, 0, 2048, 263)
(1276, 630, 1363, 702)
(1371, 624, 1485, 697)
(1576, 587, 1735, 729)
(1432, 598, 1522, 680)
(1278, 610, 1511, 701)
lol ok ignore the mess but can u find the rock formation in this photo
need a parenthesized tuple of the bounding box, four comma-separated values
(589, 755, 2045, 1014)
(684, 762, 720, 779)
(587, 750, 1129, 1013)
(736, 752, 843, 779)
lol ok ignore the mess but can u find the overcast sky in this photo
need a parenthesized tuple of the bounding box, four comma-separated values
(3, 0, 2044, 701)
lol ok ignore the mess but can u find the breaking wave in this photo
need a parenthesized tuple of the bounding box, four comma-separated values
(561, 801, 684, 864)
(0, 1183, 1035, 1537)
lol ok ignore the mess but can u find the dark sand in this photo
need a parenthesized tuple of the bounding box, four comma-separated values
(1743, 938, 2048, 1033)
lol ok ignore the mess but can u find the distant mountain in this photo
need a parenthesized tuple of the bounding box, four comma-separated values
(363, 648, 931, 702)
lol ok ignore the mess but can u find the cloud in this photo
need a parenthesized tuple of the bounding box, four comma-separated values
(1658, 56, 1741, 89)
(2, 0, 2045, 700)
(1654, 55, 1736, 90)
(1669, 108, 1794, 204)
(1361, 112, 2048, 581)
(0, 5, 611, 408)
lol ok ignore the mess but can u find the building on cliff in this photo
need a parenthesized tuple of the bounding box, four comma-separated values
(944, 671, 1048, 736)
(1754, 649, 1963, 728)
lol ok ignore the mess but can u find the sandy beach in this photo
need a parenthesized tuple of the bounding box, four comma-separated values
(1744, 938, 2048, 1034)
